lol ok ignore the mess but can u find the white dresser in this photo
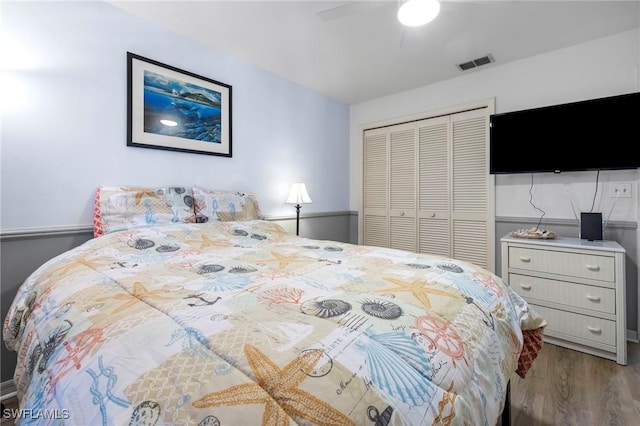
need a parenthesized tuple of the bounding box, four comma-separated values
(501, 235, 626, 365)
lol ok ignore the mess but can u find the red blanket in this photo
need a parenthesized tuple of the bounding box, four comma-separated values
(516, 327, 545, 378)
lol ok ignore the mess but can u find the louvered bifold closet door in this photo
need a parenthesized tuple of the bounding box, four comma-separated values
(363, 128, 389, 247)
(417, 116, 451, 257)
(389, 123, 417, 252)
(450, 109, 493, 270)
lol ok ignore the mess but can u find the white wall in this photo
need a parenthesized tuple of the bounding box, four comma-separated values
(349, 29, 640, 224)
(0, 1, 350, 231)
(349, 28, 640, 336)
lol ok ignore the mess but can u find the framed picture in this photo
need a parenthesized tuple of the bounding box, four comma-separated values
(127, 52, 232, 157)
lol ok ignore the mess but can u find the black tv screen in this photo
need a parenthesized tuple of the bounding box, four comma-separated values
(489, 92, 640, 174)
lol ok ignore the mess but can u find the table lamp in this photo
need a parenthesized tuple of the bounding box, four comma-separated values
(286, 182, 312, 236)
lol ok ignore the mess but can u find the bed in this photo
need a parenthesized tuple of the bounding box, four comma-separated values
(3, 186, 545, 425)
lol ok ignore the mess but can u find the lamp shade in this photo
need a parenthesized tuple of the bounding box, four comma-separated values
(286, 183, 312, 205)
(397, 0, 440, 27)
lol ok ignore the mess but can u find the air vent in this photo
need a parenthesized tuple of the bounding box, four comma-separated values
(457, 54, 495, 71)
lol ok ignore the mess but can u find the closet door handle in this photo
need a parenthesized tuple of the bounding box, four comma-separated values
(430, 212, 436, 218)
(519, 256, 531, 263)
(586, 295, 601, 302)
(400, 211, 405, 217)
(587, 326, 602, 334)
(519, 284, 532, 291)
(585, 264, 600, 271)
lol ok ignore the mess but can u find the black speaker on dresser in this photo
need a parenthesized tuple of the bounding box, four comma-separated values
(580, 212, 603, 241)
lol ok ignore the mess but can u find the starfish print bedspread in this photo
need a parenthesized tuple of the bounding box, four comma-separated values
(3, 220, 545, 425)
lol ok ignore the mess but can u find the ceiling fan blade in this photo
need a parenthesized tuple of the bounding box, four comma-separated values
(316, 1, 393, 22)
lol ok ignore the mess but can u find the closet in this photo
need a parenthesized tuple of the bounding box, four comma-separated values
(362, 106, 495, 271)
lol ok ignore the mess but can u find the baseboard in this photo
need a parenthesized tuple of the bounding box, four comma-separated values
(0, 379, 16, 401)
(628, 329, 639, 343)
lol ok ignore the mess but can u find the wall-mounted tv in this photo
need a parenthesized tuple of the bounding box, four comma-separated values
(489, 91, 640, 174)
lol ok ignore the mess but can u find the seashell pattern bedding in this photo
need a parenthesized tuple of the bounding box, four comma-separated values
(3, 220, 545, 425)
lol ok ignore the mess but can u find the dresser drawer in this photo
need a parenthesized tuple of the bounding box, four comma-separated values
(508, 246, 615, 282)
(531, 304, 616, 347)
(508, 273, 615, 314)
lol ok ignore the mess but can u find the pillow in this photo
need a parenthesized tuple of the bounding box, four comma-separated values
(93, 186, 195, 237)
(191, 187, 263, 223)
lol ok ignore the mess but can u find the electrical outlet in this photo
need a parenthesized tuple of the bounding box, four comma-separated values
(609, 183, 632, 198)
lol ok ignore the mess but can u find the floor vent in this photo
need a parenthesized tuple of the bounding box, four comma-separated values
(457, 54, 495, 71)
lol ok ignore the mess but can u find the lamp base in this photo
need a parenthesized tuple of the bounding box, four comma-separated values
(294, 204, 301, 236)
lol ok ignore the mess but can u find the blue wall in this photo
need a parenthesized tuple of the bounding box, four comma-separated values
(1, 1, 350, 230)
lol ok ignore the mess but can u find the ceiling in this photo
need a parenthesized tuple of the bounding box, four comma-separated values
(109, 0, 640, 105)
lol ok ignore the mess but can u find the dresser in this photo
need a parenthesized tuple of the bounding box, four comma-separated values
(501, 235, 626, 365)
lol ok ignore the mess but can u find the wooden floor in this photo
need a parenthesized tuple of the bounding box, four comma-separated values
(0, 397, 18, 426)
(509, 341, 640, 425)
(1, 342, 638, 425)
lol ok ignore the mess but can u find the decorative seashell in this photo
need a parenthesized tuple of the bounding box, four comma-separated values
(128, 238, 155, 250)
(129, 401, 161, 426)
(361, 299, 403, 320)
(510, 228, 557, 239)
(437, 262, 464, 273)
(368, 332, 432, 379)
(406, 263, 431, 269)
(301, 299, 352, 318)
(230, 229, 248, 237)
(198, 415, 221, 426)
(356, 336, 436, 406)
(156, 244, 179, 253)
(228, 266, 257, 274)
(183, 195, 194, 207)
(196, 264, 225, 274)
(324, 246, 343, 252)
(303, 245, 320, 249)
(250, 234, 267, 240)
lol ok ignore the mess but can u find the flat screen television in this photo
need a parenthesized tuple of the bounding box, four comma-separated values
(489, 91, 640, 174)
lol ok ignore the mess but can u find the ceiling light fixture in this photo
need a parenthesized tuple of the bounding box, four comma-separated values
(397, 0, 440, 27)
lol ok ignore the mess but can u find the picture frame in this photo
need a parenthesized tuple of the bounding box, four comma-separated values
(127, 52, 232, 157)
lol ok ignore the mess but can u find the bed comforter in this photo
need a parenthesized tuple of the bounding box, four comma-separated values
(3, 220, 544, 425)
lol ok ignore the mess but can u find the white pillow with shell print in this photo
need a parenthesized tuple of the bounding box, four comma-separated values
(191, 187, 264, 223)
(93, 185, 195, 237)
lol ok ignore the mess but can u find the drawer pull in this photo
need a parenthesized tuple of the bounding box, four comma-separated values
(586, 295, 601, 302)
(587, 326, 602, 334)
(519, 284, 532, 291)
(519, 256, 531, 263)
(585, 264, 600, 272)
